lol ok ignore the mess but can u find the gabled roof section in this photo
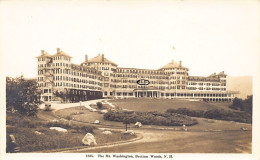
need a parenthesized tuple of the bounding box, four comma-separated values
(36, 53, 52, 58)
(88, 54, 117, 66)
(159, 60, 186, 70)
(209, 73, 217, 77)
(36, 48, 72, 58)
(218, 71, 227, 76)
(36, 50, 52, 58)
(52, 51, 72, 58)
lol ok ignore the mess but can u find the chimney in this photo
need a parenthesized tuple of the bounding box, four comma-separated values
(85, 54, 88, 63)
(102, 54, 104, 62)
(179, 60, 182, 67)
(57, 48, 60, 54)
(41, 50, 45, 55)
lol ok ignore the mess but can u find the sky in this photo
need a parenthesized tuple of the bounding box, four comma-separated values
(0, 0, 259, 78)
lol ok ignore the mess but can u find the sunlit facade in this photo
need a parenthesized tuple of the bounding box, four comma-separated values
(37, 48, 239, 102)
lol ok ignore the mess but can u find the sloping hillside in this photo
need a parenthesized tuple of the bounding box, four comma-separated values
(227, 76, 252, 99)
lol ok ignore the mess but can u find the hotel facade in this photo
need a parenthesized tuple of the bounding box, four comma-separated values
(37, 48, 239, 102)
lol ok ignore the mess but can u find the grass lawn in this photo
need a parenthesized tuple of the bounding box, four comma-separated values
(55, 106, 124, 127)
(108, 98, 233, 112)
(6, 112, 136, 152)
(56, 106, 251, 132)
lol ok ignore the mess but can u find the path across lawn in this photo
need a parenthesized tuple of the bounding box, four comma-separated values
(39, 99, 106, 111)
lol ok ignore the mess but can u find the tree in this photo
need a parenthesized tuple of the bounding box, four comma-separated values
(232, 97, 243, 109)
(6, 76, 42, 116)
(53, 89, 71, 103)
(243, 95, 252, 114)
(229, 95, 252, 114)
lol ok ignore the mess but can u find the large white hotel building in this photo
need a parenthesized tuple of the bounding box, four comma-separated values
(37, 48, 239, 102)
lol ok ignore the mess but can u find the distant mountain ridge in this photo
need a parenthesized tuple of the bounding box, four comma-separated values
(226, 76, 252, 99)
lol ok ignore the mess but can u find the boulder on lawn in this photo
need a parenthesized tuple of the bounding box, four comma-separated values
(92, 109, 97, 112)
(182, 125, 188, 131)
(44, 102, 51, 111)
(34, 131, 44, 135)
(51, 119, 59, 122)
(82, 133, 97, 146)
(6, 134, 20, 153)
(241, 127, 248, 131)
(134, 122, 142, 128)
(94, 120, 100, 124)
(102, 131, 112, 135)
(49, 127, 68, 132)
(121, 130, 135, 135)
(101, 109, 108, 114)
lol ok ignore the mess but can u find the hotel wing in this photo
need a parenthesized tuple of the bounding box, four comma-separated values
(37, 48, 239, 102)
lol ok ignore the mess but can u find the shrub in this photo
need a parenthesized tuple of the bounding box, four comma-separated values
(229, 105, 238, 110)
(6, 114, 43, 128)
(65, 115, 72, 120)
(96, 102, 103, 109)
(104, 111, 198, 126)
(166, 107, 251, 123)
(70, 111, 85, 115)
(166, 108, 204, 117)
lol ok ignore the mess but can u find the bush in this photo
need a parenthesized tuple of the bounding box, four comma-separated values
(229, 105, 238, 110)
(166, 107, 252, 123)
(166, 108, 204, 117)
(70, 111, 85, 115)
(65, 115, 72, 120)
(6, 114, 42, 128)
(96, 102, 103, 109)
(104, 111, 198, 126)
(204, 109, 251, 123)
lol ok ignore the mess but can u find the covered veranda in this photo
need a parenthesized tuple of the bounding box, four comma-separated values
(134, 88, 161, 98)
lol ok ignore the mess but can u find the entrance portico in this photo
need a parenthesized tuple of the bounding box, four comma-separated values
(134, 89, 160, 98)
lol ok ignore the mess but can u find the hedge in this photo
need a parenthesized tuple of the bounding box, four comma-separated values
(103, 111, 198, 126)
(166, 108, 251, 123)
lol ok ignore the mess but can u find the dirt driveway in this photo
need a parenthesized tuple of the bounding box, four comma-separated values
(62, 128, 251, 153)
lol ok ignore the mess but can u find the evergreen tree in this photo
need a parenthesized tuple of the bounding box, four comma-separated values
(6, 76, 41, 116)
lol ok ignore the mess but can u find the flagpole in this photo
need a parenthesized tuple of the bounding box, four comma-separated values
(172, 45, 177, 99)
